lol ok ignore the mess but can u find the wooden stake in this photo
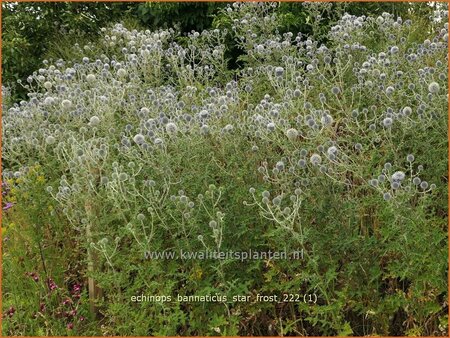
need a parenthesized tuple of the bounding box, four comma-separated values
(85, 202, 103, 316)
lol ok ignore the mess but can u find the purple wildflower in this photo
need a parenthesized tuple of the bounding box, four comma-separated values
(2, 202, 14, 210)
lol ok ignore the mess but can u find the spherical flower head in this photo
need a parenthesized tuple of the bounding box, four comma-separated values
(275, 67, 284, 77)
(285, 128, 298, 141)
(117, 68, 127, 78)
(86, 74, 96, 82)
(382, 117, 393, 127)
(44, 96, 55, 106)
(402, 106, 412, 116)
(89, 116, 100, 126)
(249, 187, 256, 194)
(420, 181, 429, 189)
(406, 154, 415, 162)
(391, 171, 405, 181)
(298, 159, 306, 168)
(267, 122, 276, 131)
(321, 114, 333, 126)
(165, 122, 178, 135)
(45, 135, 56, 145)
(331, 86, 340, 95)
(272, 196, 282, 205)
(390, 45, 399, 54)
(200, 124, 209, 135)
(276, 161, 285, 171)
(428, 82, 440, 94)
(44, 81, 52, 90)
(383, 192, 392, 201)
(281, 206, 291, 215)
(327, 146, 337, 156)
(262, 190, 270, 198)
(413, 177, 421, 185)
(133, 133, 145, 145)
(310, 153, 322, 166)
(61, 99, 72, 110)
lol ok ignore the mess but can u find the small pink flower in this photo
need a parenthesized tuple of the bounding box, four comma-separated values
(47, 278, 58, 291)
(72, 283, 82, 293)
(6, 306, 16, 317)
(67, 323, 74, 330)
(26, 272, 39, 282)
